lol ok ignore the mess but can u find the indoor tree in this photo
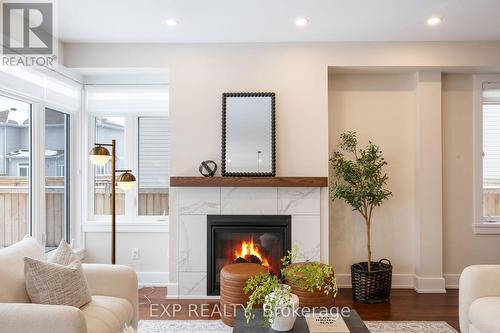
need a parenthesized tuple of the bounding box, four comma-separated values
(329, 131, 392, 272)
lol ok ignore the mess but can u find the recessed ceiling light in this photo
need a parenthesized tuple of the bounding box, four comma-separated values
(165, 19, 178, 27)
(426, 16, 443, 26)
(295, 17, 309, 27)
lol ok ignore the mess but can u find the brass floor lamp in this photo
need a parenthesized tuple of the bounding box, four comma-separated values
(89, 139, 136, 264)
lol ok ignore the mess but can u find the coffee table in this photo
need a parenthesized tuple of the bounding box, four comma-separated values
(233, 308, 370, 333)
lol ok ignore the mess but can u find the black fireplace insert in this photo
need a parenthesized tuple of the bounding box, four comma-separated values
(207, 215, 291, 296)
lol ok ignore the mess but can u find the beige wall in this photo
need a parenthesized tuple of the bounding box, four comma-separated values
(83, 232, 169, 272)
(63, 41, 500, 287)
(167, 48, 329, 177)
(328, 73, 416, 276)
(442, 74, 500, 275)
(328, 71, 500, 281)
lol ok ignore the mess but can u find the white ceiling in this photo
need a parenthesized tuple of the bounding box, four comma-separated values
(58, 0, 500, 43)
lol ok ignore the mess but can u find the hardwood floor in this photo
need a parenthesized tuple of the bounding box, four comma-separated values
(139, 288, 459, 330)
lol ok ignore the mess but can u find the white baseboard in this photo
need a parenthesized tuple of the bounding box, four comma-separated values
(413, 275, 446, 293)
(137, 272, 170, 287)
(444, 274, 460, 289)
(161, 273, 456, 297)
(336, 273, 447, 293)
(336, 273, 415, 289)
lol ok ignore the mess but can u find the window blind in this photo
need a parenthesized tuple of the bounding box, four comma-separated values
(138, 117, 170, 188)
(483, 85, 500, 186)
(85, 85, 169, 114)
(0, 67, 81, 112)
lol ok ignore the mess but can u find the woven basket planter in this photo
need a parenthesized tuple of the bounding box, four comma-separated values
(351, 259, 392, 303)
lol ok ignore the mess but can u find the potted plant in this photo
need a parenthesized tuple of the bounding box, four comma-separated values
(244, 248, 337, 330)
(329, 131, 392, 303)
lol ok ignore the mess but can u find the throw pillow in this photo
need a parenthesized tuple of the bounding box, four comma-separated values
(50, 240, 79, 266)
(24, 257, 92, 308)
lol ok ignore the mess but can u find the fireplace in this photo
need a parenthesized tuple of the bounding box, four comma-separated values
(207, 215, 291, 296)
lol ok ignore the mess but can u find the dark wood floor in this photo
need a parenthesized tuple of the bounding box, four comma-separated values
(139, 288, 459, 330)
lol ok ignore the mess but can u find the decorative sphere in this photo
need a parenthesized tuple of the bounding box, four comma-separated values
(199, 160, 217, 177)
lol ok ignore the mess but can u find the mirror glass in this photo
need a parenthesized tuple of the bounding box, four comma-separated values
(223, 93, 275, 176)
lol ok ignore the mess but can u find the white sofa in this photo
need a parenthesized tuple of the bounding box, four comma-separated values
(0, 237, 138, 333)
(459, 265, 500, 333)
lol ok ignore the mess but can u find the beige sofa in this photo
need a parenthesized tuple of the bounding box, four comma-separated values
(0, 237, 138, 333)
(459, 265, 500, 333)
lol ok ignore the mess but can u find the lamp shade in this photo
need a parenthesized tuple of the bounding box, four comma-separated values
(117, 171, 136, 191)
(89, 146, 111, 166)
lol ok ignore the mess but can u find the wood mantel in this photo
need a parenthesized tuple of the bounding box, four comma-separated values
(170, 176, 328, 187)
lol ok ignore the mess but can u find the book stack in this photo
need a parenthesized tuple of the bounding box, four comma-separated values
(305, 314, 350, 333)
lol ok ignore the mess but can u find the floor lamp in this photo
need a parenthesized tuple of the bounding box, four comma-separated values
(89, 139, 136, 264)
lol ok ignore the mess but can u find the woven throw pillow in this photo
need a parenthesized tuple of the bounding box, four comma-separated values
(50, 240, 79, 266)
(24, 257, 92, 308)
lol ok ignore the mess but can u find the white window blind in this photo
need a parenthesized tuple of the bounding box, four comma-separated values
(0, 67, 81, 112)
(85, 85, 169, 114)
(139, 117, 170, 188)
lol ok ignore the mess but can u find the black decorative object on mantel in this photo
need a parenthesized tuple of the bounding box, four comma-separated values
(199, 160, 217, 177)
(221, 92, 276, 177)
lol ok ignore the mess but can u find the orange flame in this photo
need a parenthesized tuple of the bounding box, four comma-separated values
(234, 238, 269, 267)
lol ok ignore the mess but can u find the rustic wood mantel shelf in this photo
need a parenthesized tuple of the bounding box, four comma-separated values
(170, 176, 328, 187)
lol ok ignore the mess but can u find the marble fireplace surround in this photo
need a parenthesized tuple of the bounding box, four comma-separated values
(171, 186, 324, 299)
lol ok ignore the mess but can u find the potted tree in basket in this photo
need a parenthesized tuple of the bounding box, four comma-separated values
(329, 131, 392, 303)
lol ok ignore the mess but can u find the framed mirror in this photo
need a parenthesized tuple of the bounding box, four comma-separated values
(222, 92, 276, 177)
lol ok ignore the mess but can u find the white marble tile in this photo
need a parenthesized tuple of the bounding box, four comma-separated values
(178, 272, 207, 297)
(179, 187, 220, 215)
(221, 187, 277, 215)
(292, 215, 321, 262)
(178, 215, 207, 272)
(278, 187, 320, 215)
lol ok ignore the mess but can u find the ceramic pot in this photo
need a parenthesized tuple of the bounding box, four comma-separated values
(267, 291, 300, 331)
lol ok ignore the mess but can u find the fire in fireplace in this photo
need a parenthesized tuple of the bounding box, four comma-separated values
(233, 238, 270, 267)
(207, 215, 291, 296)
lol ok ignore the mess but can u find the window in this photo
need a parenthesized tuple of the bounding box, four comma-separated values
(85, 84, 170, 222)
(0, 67, 82, 250)
(90, 115, 170, 220)
(0, 95, 32, 248)
(18, 163, 29, 176)
(45, 109, 70, 251)
(94, 116, 125, 216)
(138, 117, 169, 216)
(482, 83, 500, 222)
(474, 76, 500, 234)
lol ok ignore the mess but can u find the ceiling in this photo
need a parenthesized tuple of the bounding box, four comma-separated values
(58, 0, 500, 43)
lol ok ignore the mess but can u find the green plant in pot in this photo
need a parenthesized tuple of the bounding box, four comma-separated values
(244, 247, 337, 330)
(329, 131, 392, 303)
